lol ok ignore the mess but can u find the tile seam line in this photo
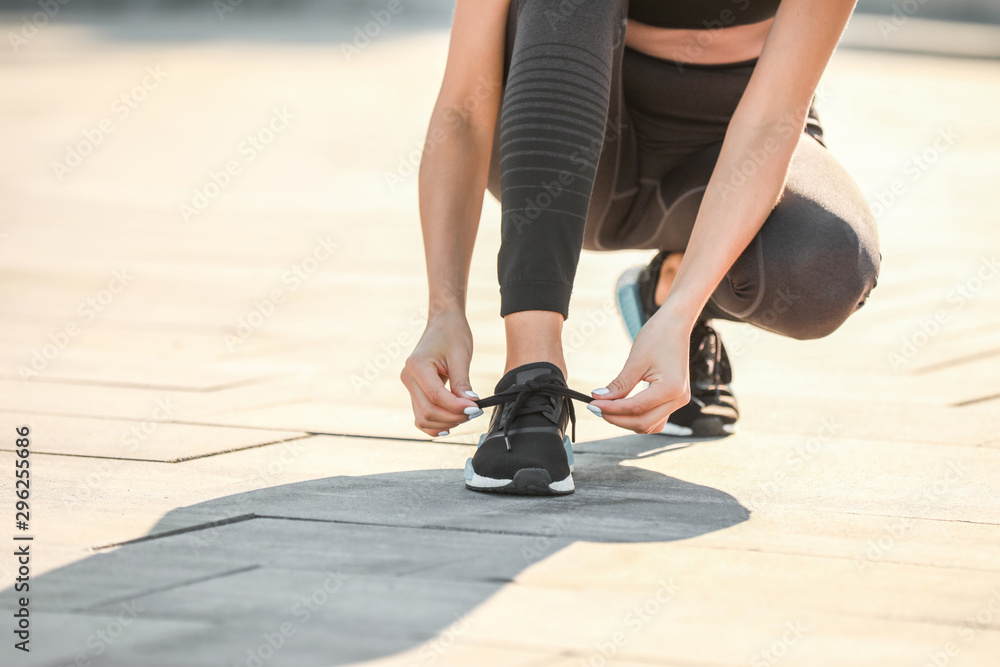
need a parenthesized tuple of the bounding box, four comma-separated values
(0, 375, 279, 392)
(92, 513, 258, 550)
(87, 502, 1000, 552)
(952, 391, 1000, 407)
(76, 565, 261, 614)
(256, 513, 1000, 549)
(0, 434, 313, 463)
(0, 407, 314, 434)
(81, 516, 1000, 590)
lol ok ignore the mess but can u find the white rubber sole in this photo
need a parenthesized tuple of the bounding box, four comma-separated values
(659, 420, 738, 437)
(464, 462, 575, 495)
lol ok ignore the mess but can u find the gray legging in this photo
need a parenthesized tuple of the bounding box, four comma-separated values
(485, 0, 880, 340)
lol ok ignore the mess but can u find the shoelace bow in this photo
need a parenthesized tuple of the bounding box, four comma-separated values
(473, 374, 594, 451)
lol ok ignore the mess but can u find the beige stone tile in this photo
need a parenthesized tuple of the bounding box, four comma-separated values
(0, 412, 306, 461)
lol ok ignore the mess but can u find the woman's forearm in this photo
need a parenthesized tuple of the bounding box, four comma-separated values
(418, 104, 498, 319)
(657, 0, 856, 330)
(656, 112, 805, 327)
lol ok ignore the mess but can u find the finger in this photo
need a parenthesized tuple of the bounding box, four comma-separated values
(591, 359, 646, 400)
(408, 378, 477, 426)
(406, 358, 478, 415)
(446, 353, 479, 401)
(591, 381, 685, 417)
(414, 420, 460, 438)
(601, 400, 684, 434)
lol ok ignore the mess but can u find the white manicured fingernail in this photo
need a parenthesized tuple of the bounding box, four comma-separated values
(591, 387, 610, 396)
(437, 431, 450, 437)
(464, 391, 480, 399)
(465, 409, 484, 421)
(586, 404, 603, 417)
(464, 406, 482, 415)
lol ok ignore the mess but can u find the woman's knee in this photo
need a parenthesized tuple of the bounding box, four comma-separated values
(717, 209, 880, 340)
(762, 215, 880, 340)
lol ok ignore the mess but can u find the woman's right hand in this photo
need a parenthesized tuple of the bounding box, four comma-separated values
(400, 312, 482, 437)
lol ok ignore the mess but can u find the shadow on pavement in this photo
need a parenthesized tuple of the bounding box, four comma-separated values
(1, 436, 749, 666)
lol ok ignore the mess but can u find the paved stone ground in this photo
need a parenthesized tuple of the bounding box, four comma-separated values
(1, 9, 1000, 667)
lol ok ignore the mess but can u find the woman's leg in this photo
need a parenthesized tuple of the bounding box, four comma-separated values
(706, 134, 881, 338)
(486, 0, 629, 355)
(617, 126, 880, 337)
(504, 310, 565, 375)
(471, 2, 630, 495)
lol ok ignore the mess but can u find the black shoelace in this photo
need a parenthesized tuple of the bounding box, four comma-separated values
(474, 374, 594, 451)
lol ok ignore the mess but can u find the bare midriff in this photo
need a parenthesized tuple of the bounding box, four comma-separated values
(625, 18, 773, 64)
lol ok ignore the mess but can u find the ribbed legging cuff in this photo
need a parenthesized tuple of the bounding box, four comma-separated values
(500, 280, 573, 319)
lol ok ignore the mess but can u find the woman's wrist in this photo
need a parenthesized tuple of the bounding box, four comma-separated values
(426, 276, 468, 320)
(649, 292, 703, 333)
(426, 299, 468, 326)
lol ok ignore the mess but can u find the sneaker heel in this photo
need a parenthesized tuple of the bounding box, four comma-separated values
(563, 435, 574, 471)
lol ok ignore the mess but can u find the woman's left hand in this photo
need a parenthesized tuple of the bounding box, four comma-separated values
(588, 310, 693, 434)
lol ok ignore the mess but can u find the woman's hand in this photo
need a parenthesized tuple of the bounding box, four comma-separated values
(588, 308, 693, 434)
(401, 311, 482, 437)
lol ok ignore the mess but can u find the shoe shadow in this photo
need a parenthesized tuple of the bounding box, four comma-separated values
(1, 435, 748, 667)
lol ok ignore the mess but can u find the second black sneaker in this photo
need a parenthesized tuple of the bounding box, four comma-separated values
(662, 320, 739, 437)
(616, 252, 739, 437)
(464, 362, 593, 496)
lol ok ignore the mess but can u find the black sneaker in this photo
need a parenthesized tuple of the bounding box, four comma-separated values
(615, 252, 739, 437)
(663, 321, 739, 437)
(615, 251, 669, 341)
(464, 362, 593, 496)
